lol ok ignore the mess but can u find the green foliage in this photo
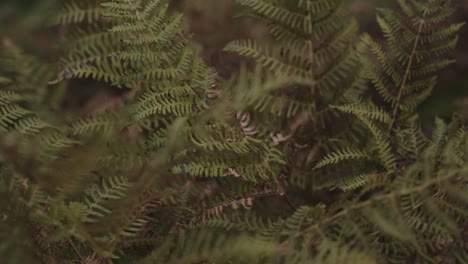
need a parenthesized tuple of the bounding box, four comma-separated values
(0, 0, 466, 263)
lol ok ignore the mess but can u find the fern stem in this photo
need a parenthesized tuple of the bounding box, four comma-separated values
(389, 20, 424, 130)
(305, 0, 317, 116)
(305, 2, 313, 72)
(68, 237, 85, 261)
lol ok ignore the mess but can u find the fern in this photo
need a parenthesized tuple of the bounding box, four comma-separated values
(362, 0, 464, 125)
(224, 0, 371, 196)
(0, 0, 466, 263)
(81, 175, 132, 223)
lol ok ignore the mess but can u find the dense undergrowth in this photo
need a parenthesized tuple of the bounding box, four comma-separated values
(0, 0, 467, 263)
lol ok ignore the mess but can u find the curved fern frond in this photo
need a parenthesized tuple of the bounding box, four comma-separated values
(313, 148, 369, 169)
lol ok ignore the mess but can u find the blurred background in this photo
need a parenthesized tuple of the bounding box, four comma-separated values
(1, 0, 467, 122)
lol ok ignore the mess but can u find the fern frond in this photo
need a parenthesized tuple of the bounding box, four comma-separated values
(81, 175, 132, 223)
(313, 148, 369, 169)
(363, 0, 464, 125)
(70, 112, 119, 136)
(395, 116, 427, 160)
(332, 104, 391, 125)
(139, 229, 279, 264)
(225, 0, 367, 186)
(55, 1, 104, 25)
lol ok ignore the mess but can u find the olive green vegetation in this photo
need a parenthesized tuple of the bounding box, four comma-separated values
(0, 0, 467, 263)
(2, 0, 467, 119)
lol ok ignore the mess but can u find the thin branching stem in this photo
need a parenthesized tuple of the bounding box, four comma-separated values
(389, 20, 424, 130)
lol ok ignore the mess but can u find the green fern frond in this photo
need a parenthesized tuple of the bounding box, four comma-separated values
(363, 0, 464, 125)
(71, 112, 119, 136)
(55, 1, 104, 25)
(139, 230, 279, 264)
(335, 172, 373, 192)
(82, 175, 132, 223)
(0, 90, 53, 135)
(312, 240, 378, 264)
(39, 131, 78, 150)
(395, 116, 428, 160)
(332, 104, 391, 125)
(313, 148, 369, 169)
(0, 90, 24, 104)
(350, 113, 397, 171)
